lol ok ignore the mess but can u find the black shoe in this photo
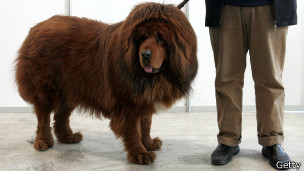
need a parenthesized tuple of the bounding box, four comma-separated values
(262, 144, 291, 170)
(211, 144, 240, 165)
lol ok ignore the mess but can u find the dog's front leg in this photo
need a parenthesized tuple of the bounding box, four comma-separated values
(110, 113, 156, 165)
(141, 114, 162, 151)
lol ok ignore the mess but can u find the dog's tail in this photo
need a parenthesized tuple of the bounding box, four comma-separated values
(177, 0, 190, 9)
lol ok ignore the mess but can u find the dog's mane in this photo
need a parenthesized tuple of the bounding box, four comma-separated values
(107, 3, 197, 105)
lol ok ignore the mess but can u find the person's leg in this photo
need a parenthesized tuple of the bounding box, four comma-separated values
(209, 5, 248, 165)
(210, 5, 248, 147)
(248, 5, 287, 147)
(248, 5, 291, 169)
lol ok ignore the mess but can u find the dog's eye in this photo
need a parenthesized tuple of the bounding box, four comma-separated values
(137, 35, 147, 44)
(141, 35, 148, 41)
(156, 33, 164, 43)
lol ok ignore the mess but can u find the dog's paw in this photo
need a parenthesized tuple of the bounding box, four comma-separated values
(34, 139, 54, 151)
(145, 137, 163, 151)
(127, 151, 156, 165)
(57, 132, 83, 144)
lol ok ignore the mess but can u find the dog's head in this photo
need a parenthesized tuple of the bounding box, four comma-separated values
(117, 2, 197, 94)
(134, 21, 171, 74)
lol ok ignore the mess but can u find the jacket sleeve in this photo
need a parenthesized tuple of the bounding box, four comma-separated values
(275, 0, 297, 26)
(205, 0, 223, 27)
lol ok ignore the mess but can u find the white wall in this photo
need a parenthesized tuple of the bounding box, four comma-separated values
(0, 0, 67, 107)
(0, 0, 303, 110)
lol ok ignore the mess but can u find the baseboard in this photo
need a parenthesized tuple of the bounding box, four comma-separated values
(1, 105, 303, 113)
(0, 107, 33, 113)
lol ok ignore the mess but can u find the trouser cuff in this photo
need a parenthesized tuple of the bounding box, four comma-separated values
(218, 135, 241, 147)
(258, 135, 284, 146)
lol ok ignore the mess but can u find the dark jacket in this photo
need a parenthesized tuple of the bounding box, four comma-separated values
(205, 0, 297, 27)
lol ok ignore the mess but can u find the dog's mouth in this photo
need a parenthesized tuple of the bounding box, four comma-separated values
(143, 62, 166, 74)
(144, 65, 160, 73)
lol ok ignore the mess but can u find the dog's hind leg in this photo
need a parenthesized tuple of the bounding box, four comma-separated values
(33, 103, 54, 151)
(53, 102, 83, 144)
(141, 115, 162, 151)
(110, 112, 156, 165)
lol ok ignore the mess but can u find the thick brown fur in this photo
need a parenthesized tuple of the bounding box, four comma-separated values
(15, 2, 197, 164)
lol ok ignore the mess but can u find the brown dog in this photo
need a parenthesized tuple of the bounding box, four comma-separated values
(15, 2, 197, 164)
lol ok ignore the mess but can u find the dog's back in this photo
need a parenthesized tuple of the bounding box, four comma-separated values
(15, 15, 118, 116)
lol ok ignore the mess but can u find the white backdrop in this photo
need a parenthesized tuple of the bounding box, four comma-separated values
(0, 0, 67, 107)
(0, 0, 303, 111)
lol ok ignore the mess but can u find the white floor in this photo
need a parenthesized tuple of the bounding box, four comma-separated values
(0, 112, 303, 171)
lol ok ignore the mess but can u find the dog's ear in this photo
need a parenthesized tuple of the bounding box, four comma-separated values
(116, 5, 147, 73)
(166, 11, 198, 89)
(118, 30, 140, 76)
(167, 35, 197, 92)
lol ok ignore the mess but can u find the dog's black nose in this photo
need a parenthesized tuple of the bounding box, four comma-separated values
(141, 50, 152, 62)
